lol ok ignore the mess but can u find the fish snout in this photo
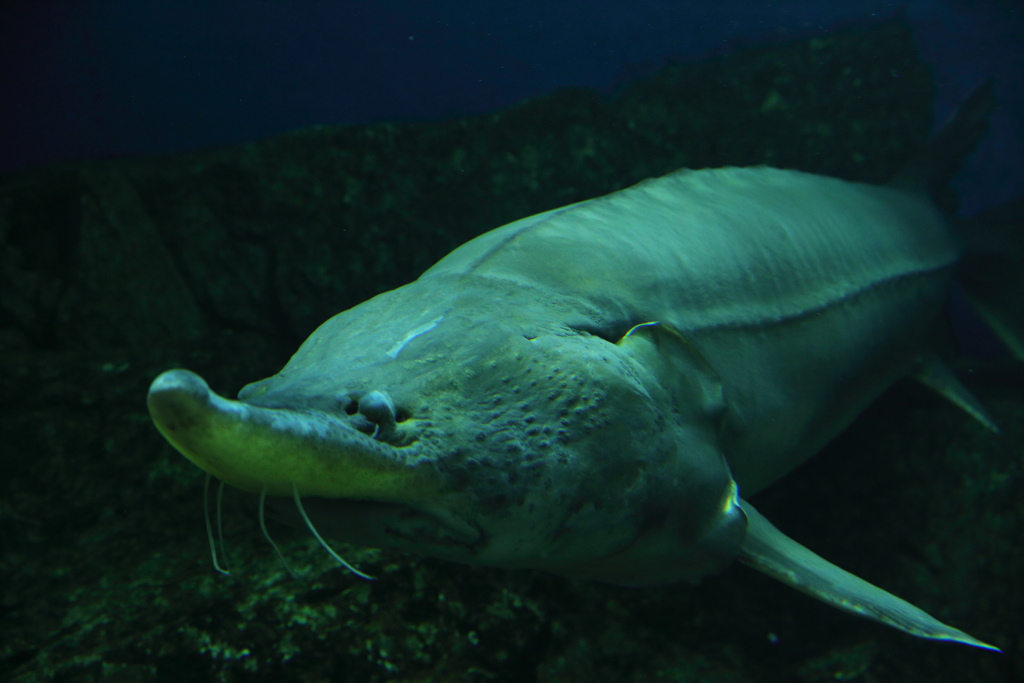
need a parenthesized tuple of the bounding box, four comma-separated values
(147, 368, 436, 501)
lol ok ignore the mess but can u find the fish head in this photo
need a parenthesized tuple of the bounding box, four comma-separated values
(148, 274, 746, 585)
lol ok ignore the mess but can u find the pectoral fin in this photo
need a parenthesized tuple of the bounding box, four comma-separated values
(737, 500, 998, 651)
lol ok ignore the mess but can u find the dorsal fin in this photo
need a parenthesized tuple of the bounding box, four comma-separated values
(911, 352, 1000, 433)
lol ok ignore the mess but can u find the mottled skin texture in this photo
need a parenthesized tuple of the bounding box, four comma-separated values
(156, 167, 954, 583)
(242, 274, 746, 584)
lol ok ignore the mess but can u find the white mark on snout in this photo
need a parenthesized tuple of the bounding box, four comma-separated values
(387, 316, 444, 359)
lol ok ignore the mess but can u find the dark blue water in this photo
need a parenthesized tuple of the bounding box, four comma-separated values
(2, 0, 1021, 214)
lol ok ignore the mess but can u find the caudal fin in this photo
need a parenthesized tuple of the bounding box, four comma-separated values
(888, 79, 1022, 359)
(891, 80, 995, 212)
(960, 197, 1024, 360)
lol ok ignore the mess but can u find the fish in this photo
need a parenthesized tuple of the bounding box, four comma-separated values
(148, 81, 1017, 650)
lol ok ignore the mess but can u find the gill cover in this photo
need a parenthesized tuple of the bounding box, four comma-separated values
(613, 322, 747, 580)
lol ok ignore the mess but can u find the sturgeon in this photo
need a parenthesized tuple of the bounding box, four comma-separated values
(148, 83, 1016, 650)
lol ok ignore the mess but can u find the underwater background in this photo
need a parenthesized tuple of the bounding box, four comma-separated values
(1, 1, 1022, 681)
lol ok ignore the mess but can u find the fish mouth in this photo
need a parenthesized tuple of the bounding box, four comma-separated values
(147, 369, 442, 503)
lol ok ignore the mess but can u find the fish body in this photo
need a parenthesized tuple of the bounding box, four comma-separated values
(148, 84, 1010, 649)
(225, 167, 952, 583)
(425, 165, 959, 499)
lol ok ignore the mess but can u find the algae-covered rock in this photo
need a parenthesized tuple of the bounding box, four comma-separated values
(0, 21, 929, 361)
(1, 19, 1020, 683)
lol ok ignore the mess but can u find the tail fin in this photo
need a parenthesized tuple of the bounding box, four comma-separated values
(960, 198, 1024, 361)
(891, 80, 995, 213)
(888, 79, 1021, 359)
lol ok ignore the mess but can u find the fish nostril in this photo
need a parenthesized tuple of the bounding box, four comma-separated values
(341, 396, 358, 416)
(358, 391, 397, 437)
(359, 391, 395, 422)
